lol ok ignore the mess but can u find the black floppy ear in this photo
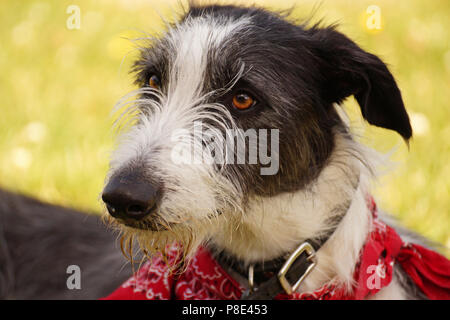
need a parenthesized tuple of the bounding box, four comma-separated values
(313, 27, 412, 141)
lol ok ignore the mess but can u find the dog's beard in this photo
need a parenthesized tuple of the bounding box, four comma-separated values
(103, 212, 219, 272)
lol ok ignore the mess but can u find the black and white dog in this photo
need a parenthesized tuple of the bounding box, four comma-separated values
(100, 4, 441, 300)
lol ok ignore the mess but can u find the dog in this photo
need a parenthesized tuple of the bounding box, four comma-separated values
(101, 4, 449, 300)
(0, 189, 133, 299)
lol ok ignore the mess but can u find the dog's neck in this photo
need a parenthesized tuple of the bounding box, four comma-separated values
(210, 132, 377, 291)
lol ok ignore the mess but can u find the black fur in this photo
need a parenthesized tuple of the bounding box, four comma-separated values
(310, 26, 412, 140)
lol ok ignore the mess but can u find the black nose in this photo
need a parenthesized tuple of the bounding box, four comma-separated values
(102, 173, 160, 220)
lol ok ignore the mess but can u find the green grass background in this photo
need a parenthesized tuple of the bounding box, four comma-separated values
(0, 0, 448, 251)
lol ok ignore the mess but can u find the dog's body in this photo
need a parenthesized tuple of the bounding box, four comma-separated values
(99, 4, 449, 300)
(0, 189, 131, 299)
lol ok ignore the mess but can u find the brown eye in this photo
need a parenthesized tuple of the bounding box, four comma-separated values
(148, 75, 161, 89)
(232, 92, 255, 110)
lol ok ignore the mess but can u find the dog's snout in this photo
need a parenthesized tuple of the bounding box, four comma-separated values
(102, 174, 160, 221)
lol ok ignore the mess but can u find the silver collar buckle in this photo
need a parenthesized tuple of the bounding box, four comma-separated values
(277, 242, 317, 294)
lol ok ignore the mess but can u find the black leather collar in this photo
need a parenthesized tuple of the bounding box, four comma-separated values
(208, 213, 346, 300)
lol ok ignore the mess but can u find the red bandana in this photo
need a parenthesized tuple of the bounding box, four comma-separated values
(103, 200, 450, 300)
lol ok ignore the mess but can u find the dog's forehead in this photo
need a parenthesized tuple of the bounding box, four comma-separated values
(161, 13, 251, 93)
(169, 13, 250, 53)
(143, 7, 307, 92)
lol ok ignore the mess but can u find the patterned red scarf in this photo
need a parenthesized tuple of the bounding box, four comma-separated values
(103, 200, 450, 300)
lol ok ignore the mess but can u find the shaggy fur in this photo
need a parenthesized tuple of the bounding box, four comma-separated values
(102, 4, 427, 299)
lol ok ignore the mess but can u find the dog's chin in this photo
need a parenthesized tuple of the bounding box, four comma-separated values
(117, 210, 222, 232)
(104, 208, 225, 265)
(119, 218, 174, 232)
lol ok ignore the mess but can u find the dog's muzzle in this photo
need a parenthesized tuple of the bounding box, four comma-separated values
(102, 172, 161, 223)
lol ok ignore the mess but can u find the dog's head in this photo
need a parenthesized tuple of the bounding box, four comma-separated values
(102, 4, 411, 261)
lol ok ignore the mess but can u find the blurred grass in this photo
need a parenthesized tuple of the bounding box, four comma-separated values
(0, 0, 448, 250)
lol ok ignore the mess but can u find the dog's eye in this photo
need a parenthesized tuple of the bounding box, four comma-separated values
(148, 75, 161, 90)
(232, 92, 256, 110)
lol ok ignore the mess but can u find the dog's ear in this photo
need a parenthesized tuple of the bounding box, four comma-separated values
(311, 27, 412, 141)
